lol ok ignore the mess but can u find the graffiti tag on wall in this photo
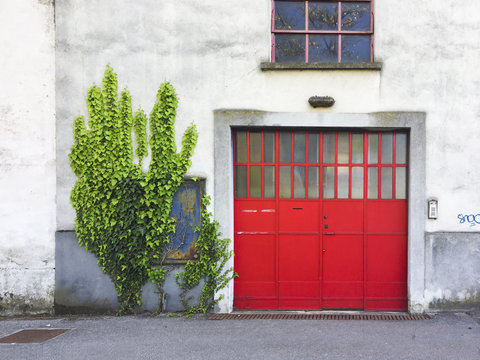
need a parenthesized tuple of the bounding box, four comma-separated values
(457, 214, 480, 227)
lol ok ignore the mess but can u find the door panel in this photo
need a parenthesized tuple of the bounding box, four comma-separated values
(278, 235, 320, 299)
(322, 234, 363, 309)
(235, 201, 276, 233)
(366, 201, 407, 235)
(234, 234, 276, 298)
(322, 201, 364, 309)
(366, 234, 407, 310)
(323, 201, 364, 233)
(278, 201, 319, 233)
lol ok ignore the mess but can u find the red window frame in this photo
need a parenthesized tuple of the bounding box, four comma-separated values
(271, 0, 374, 63)
(233, 130, 408, 201)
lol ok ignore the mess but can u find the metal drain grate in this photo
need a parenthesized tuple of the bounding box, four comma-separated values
(0, 329, 69, 344)
(208, 313, 430, 321)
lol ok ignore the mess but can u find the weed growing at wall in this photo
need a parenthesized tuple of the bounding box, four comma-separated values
(175, 195, 237, 317)
(69, 66, 197, 314)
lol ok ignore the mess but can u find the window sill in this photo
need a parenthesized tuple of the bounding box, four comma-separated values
(260, 62, 382, 71)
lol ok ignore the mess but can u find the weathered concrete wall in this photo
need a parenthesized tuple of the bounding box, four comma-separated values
(56, 0, 480, 233)
(54, 0, 480, 312)
(55, 232, 203, 313)
(425, 233, 480, 310)
(0, 1, 56, 315)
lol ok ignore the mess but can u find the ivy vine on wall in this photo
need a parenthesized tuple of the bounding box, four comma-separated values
(175, 195, 238, 317)
(69, 65, 198, 314)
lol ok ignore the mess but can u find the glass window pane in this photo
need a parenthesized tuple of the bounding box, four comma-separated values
(279, 166, 291, 198)
(309, 35, 338, 62)
(351, 167, 364, 199)
(341, 3, 371, 31)
(367, 167, 378, 199)
(396, 133, 407, 164)
(235, 165, 247, 198)
(381, 133, 393, 164)
(249, 132, 261, 163)
(395, 167, 407, 199)
(264, 131, 275, 163)
(308, 167, 319, 199)
(368, 133, 378, 164)
(250, 166, 261, 198)
(279, 132, 291, 163)
(352, 133, 364, 164)
(293, 166, 306, 198)
(337, 132, 349, 164)
(323, 166, 335, 199)
(308, 2, 338, 30)
(235, 131, 247, 163)
(275, 34, 306, 63)
(294, 132, 306, 163)
(308, 133, 318, 163)
(264, 166, 275, 199)
(323, 132, 335, 164)
(275, 1, 306, 30)
(341, 35, 371, 63)
(381, 167, 393, 199)
(338, 166, 349, 199)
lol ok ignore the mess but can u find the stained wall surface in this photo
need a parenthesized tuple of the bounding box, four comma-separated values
(0, 0, 56, 314)
(4, 0, 475, 313)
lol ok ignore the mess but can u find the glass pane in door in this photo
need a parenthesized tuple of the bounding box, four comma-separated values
(293, 166, 306, 198)
(264, 166, 275, 198)
(323, 133, 335, 164)
(235, 165, 247, 198)
(294, 132, 306, 163)
(250, 166, 261, 198)
(235, 131, 247, 163)
(279, 166, 291, 198)
(308, 133, 319, 163)
(368, 133, 378, 164)
(337, 132, 349, 164)
(249, 132, 261, 163)
(351, 133, 364, 164)
(323, 166, 335, 199)
(279, 133, 292, 163)
(264, 131, 276, 163)
(308, 167, 319, 198)
(381, 133, 393, 164)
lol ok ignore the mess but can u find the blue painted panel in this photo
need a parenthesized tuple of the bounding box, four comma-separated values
(166, 180, 204, 263)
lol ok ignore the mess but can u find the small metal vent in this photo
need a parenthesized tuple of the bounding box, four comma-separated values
(208, 313, 430, 321)
(0, 329, 68, 344)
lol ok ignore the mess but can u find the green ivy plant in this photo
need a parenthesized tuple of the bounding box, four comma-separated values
(175, 195, 238, 317)
(69, 65, 198, 314)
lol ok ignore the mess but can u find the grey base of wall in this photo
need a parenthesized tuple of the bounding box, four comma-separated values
(425, 232, 480, 310)
(55, 232, 203, 314)
(55, 231, 480, 314)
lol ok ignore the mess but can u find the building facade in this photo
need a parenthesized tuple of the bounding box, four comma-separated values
(1, 0, 480, 314)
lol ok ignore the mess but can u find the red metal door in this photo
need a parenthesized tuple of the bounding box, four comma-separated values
(233, 129, 408, 311)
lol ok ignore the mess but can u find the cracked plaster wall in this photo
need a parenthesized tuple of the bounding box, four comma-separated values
(425, 233, 480, 310)
(0, 0, 56, 315)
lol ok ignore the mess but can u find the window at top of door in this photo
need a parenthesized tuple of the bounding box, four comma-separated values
(272, 0, 373, 63)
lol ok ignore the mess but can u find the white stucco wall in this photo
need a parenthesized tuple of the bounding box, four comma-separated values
(53, 0, 480, 312)
(56, 0, 480, 232)
(0, 0, 56, 314)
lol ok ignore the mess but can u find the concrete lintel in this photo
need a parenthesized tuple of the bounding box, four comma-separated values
(214, 110, 427, 313)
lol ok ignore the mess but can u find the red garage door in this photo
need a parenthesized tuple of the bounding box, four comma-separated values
(233, 129, 408, 311)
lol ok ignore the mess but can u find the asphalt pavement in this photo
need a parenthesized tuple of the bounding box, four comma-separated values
(0, 311, 479, 360)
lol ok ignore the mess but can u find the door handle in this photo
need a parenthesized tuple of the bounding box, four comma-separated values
(324, 232, 335, 236)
